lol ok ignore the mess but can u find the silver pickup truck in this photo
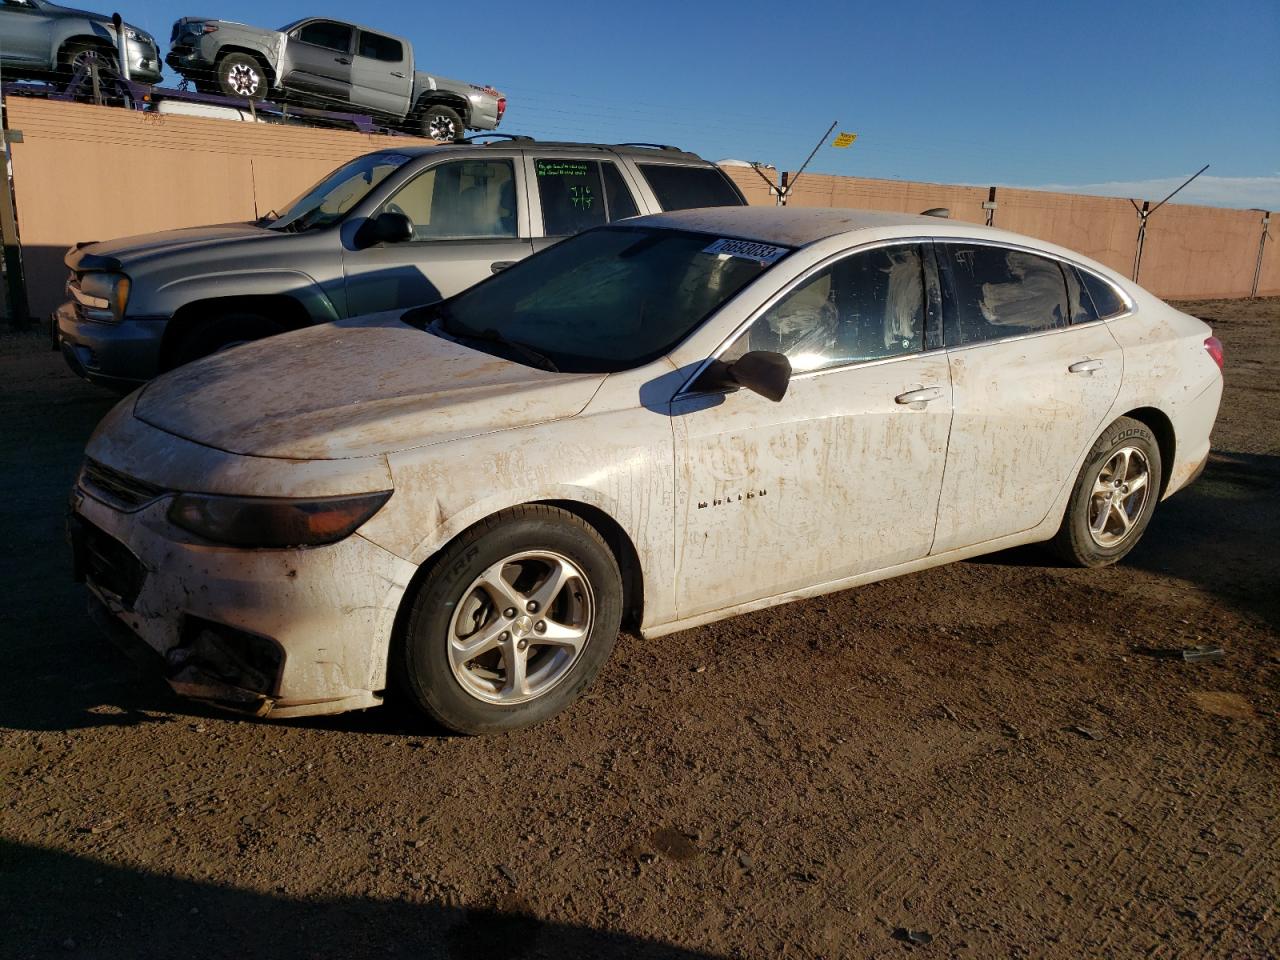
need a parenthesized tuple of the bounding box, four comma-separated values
(165, 16, 505, 139)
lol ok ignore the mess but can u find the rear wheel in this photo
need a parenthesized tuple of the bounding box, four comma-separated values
(217, 53, 267, 100)
(166, 313, 283, 369)
(1051, 417, 1162, 567)
(394, 505, 623, 734)
(417, 103, 465, 142)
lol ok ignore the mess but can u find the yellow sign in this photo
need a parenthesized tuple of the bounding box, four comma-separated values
(832, 132, 858, 148)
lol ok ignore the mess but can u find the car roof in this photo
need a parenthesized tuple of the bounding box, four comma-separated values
(629, 207, 972, 247)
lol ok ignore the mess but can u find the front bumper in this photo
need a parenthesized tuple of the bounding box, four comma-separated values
(54, 300, 165, 389)
(70, 480, 417, 718)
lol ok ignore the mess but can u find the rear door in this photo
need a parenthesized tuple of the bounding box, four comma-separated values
(352, 29, 411, 116)
(342, 156, 533, 315)
(930, 241, 1123, 554)
(283, 20, 354, 102)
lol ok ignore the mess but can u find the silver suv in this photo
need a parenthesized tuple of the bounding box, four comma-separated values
(55, 140, 747, 389)
(0, 0, 162, 85)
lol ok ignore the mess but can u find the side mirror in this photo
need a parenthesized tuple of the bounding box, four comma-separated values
(354, 211, 413, 249)
(695, 350, 791, 402)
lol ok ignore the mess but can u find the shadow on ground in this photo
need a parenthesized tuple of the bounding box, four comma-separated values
(0, 838, 720, 960)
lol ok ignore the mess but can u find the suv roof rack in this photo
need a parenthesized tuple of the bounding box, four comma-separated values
(457, 133, 536, 144)
(617, 142, 681, 151)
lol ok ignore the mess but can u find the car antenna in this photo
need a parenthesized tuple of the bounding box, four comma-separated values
(1129, 163, 1209, 282)
(776, 120, 838, 207)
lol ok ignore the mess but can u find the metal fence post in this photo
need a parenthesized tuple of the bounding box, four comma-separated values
(1251, 211, 1271, 298)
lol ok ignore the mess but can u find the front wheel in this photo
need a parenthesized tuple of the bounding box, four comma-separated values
(1051, 416, 1162, 567)
(394, 505, 623, 734)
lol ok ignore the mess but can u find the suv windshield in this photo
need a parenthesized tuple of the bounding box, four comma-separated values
(407, 227, 791, 373)
(266, 152, 412, 232)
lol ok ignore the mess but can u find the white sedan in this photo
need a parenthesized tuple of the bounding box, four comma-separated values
(71, 207, 1224, 733)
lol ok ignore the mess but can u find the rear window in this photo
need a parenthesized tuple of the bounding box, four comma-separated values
(358, 32, 403, 62)
(939, 243, 1069, 346)
(1078, 269, 1128, 318)
(536, 159, 641, 236)
(637, 164, 745, 211)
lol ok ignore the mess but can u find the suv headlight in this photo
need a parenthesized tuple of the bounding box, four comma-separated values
(168, 491, 393, 548)
(79, 272, 131, 322)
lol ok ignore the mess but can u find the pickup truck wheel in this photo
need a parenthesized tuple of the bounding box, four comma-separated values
(61, 44, 120, 84)
(218, 53, 267, 100)
(167, 313, 284, 369)
(419, 104, 465, 142)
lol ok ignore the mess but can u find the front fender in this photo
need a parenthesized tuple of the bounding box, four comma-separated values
(146, 269, 341, 324)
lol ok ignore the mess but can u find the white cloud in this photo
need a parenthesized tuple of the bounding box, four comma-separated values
(1009, 175, 1279, 211)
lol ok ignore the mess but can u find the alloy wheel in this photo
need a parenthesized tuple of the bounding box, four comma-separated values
(228, 63, 261, 97)
(447, 550, 594, 705)
(428, 116, 460, 140)
(1087, 446, 1152, 547)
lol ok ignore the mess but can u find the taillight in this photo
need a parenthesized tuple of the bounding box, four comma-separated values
(496, 97, 506, 121)
(1204, 336, 1224, 370)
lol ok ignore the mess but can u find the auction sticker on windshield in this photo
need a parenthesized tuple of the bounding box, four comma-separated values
(702, 238, 788, 264)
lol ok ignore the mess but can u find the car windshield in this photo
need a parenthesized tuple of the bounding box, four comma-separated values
(265, 153, 412, 232)
(406, 227, 791, 373)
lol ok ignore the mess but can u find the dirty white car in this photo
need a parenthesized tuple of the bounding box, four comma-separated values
(71, 208, 1224, 734)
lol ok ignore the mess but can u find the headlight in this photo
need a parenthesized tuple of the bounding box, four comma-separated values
(125, 28, 151, 43)
(78, 272, 130, 322)
(168, 491, 393, 548)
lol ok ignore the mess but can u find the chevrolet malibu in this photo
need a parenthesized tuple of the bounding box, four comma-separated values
(71, 207, 1224, 734)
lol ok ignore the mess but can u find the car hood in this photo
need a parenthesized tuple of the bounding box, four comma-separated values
(78, 222, 276, 266)
(133, 313, 606, 460)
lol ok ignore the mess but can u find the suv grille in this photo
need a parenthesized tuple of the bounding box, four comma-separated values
(80, 459, 167, 511)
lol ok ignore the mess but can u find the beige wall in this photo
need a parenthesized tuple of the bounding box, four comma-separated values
(7, 98, 434, 317)
(5, 97, 1273, 314)
(720, 164, 777, 205)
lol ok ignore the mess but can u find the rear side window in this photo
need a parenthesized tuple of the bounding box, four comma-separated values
(358, 32, 403, 62)
(1078, 269, 1128, 319)
(536, 160, 641, 236)
(637, 164, 745, 211)
(297, 21, 352, 52)
(939, 243, 1069, 346)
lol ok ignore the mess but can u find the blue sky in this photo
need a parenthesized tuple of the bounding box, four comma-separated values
(121, 0, 1280, 208)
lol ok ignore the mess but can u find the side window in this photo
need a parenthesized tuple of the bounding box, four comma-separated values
(535, 160, 608, 236)
(382, 159, 517, 240)
(724, 244, 927, 374)
(600, 162, 640, 220)
(297, 21, 353, 52)
(1064, 265, 1099, 324)
(1078, 269, 1128, 319)
(357, 32, 403, 62)
(940, 244, 1069, 346)
(637, 164, 745, 211)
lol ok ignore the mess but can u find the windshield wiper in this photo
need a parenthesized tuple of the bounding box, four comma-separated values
(436, 312, 559, 372)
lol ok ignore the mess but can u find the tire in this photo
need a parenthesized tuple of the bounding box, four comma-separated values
(1050, 416, 1162, 567)
(166, 313, 283, 369)
(417, 103, 465, 142)
(394, 505, 623, 734)
(61, 42, 119, 78)
(217, 53, 267, 100)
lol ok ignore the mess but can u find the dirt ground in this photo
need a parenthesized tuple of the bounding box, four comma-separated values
(1, 300, 1276, 960)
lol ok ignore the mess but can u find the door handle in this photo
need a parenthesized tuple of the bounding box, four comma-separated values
(894, 386, 942, 410)
(335, 57, 351, 64)
(491, 260, 516, 274)
(1068, 358, 1104, 375)
(390, 71, 406, 78)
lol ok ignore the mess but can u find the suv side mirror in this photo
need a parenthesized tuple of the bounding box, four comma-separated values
(354, 212, 413, 249)
(694, 350, 791, 402)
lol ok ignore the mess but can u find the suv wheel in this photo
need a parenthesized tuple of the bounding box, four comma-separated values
(418, 104, 465, 142)
(167, 313, 283, 369)
(1051, 416, 1162, 567)
(218, 53, 266, 100)
(394, 505, 623, 734)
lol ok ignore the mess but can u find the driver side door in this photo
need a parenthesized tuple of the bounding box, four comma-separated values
(342, 157, 533, 315)
(672, 242, 953, 618)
